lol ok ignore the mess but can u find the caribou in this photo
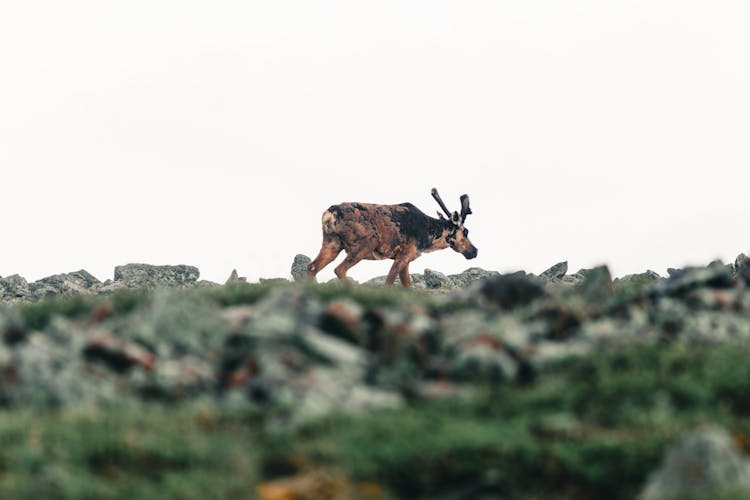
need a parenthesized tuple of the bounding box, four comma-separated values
(307, 188, 477, 287)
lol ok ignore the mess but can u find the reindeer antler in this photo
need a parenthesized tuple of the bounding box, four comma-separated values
(431, 188, 452, 220)
(460, 194, 472, 223)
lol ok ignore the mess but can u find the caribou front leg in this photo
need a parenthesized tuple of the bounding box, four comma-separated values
(386, 255, 414, 287)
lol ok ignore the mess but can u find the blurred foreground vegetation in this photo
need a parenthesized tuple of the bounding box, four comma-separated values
(3, 272, 750, 499)
(1, 340, 749, 498)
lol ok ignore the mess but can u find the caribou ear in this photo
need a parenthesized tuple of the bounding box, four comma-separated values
(460, 194, 472, 223)
(451, 211, 461, 225)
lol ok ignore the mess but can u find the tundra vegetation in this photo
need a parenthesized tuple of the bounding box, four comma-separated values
(1, 258, 750, 498)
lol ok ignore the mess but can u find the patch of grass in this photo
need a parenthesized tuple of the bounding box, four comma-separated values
(201, 282, 274, 307)
(303, 281, 434, 308)
(262, 342, 750, 499)
(0, 406, 260, 499)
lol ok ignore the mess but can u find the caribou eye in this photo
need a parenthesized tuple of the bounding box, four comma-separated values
(463, 228, 469, 237)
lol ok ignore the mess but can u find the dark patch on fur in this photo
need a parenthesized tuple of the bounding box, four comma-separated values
(392, 203, 452, 250)
(327, 205, 347, 219)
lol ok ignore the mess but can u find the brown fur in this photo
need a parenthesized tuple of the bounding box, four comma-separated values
(307, 201, 477, 287)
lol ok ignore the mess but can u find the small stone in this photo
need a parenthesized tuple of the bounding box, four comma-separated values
(291, 254, 311, 282)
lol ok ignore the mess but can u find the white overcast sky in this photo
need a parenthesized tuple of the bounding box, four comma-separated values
(1, 1, 749, 284)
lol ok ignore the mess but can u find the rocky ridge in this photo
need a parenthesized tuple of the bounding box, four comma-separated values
(0, 256, 675, 303)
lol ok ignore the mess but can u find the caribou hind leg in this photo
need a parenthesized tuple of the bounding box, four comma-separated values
(334, 249, 369, 282)
(398, 263, 411, 288)
(307, 236, 343, 280)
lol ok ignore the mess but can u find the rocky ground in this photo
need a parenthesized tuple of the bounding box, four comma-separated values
(2, 255, 750, 498)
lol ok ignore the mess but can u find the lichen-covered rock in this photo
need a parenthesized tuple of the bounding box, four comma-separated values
(363, 274, 424, 287)
(29, 270, 101, 298)
(424, 269, 452, 289)
(640, 426, 750, 500)
(562, 268, 595, 285)
(651, 262, 735, 299)
(0, 275, 29, 301)
(540, 261, 568, 281)
(615, 270, 662, 287)
(577, 265, 613, 303)
(114, 264, 200, 288)
(448, 267, 500, 288)
(291, 254, 311, 282)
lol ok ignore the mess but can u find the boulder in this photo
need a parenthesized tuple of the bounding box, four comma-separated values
(0, 275, 29, 300)
(424, 269, 452, 289)
(113, 264, 199, 288)
(448, 267, 500, 288)
(640, 426, 750, 500)
(29, 270, 101, 298)
(578, 265, 613, 302)
(540, 261, 568, 281)
(651, 262, 736, 299)
(615, 270, 662, 286)
(291, 254, 311, 282)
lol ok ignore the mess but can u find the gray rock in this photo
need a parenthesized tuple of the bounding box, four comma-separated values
(540, 261, 568, 281)
(29, 270, 101, 298)
(98, 279, 127, 294)
(652, 262, 736, 299)
(291, 254, 311, 282)
(114, 264, 199, 288)
(0, 275, 29, 300)
(448, 267, 500, 288)
(578, 265, 613, 302)
(562, 268, 595, 285)
(424, 269, 452, 289)
(225, 269, 246, 284)
(363, 274, 423, 287)
(735, 253, 750, 285)
(615, 270, 662, 285)
(640, 426, 750, 500)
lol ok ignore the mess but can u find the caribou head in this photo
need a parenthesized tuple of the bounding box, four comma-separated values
(431, 187, 478, 259)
